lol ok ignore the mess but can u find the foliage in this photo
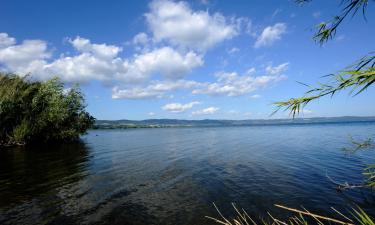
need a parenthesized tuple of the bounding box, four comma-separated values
(363, 164, 375, 188)
(269, 0, 375, 222)
(208, 203, 374, 225)
(0, 73, 95, 146)
(275, 0, 375, 189)
(296, 0, 370, 45)
(274, 54, 375, 117)
(274, 0, 373, 117)
(340, 136, 375, 187)
(342, 136, 374, 153)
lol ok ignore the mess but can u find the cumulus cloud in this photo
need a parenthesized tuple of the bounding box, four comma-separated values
(162, 101, 200, 113)
(0, 34, 203, 83)
(0, 36, 50, 75)
(113, 62, 288, 99)
(0, 33, 16, 48)
(192, 107, 219, 115)
(69, 37, 122, 59)
(0, 35, 129, 82)
(50, 42, 202, 83)
(129, 47, 203, 80)
(133, 32, 150, 46)
(112, 79, 204, 99)
(192, 72, 285, 96)
(254, 23, 287, 48)
(44, 53, 127, 83)
(145, 0, 238, 50)
(193, 63, 288, 96)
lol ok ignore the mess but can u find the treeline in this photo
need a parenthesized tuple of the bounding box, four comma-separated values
(0, 73, 95, 146)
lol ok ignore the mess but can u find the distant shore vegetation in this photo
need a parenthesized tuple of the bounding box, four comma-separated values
(0, 73, 95, 146)
(93, 117, 375, 130)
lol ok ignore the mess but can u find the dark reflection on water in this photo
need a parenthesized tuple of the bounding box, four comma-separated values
(1, 122, 375, 225)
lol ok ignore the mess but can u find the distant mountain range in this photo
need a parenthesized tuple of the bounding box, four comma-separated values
(93, 116, 375, 129)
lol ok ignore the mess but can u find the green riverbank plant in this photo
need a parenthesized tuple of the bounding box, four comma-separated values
(210, 1, 374, 224)
(0, 73, 95, 146)
(207, 203, 374, 225)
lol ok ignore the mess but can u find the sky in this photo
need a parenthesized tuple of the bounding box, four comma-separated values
(1, 0, 374, 120)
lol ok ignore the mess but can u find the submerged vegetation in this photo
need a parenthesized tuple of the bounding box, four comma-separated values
(0, 73, 95, 146)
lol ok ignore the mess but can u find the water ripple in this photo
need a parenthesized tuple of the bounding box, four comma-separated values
(1, 122, 375, 225)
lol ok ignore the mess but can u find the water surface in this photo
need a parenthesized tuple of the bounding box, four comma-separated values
(1, 122, 375, 224)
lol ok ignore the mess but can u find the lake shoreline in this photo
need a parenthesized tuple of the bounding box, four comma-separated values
(93, 117, 375, 129)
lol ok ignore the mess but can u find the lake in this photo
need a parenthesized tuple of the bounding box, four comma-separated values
(1, 122, 375, 225)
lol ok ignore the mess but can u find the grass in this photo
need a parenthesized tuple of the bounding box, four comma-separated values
(207, 203, 374, 225)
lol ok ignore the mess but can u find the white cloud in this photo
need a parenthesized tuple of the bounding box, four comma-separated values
(246, 67, 256, 75)
(112, 79, 203, 99)
(148, 112, 156, 116)
(44, 52, 128, 83)
(243, 112, 252, 117)
(50, 41, 202, 83)
(302, 109, 313, 114)
(113, 62, 288, 99)
(112, 86, 164, 99)
(192, 72, 285, 96)
(0, 34, 203, 84)
(250, 94, 261, 99)
(0, 33, 290, 102)
(192, 107, 219, 115)
(69, 37, 122, 59)
(133, 32, 150, 45)
(335, 34, 345, 42)
(265, 62, 289, 75)
(0, 38, 50, 74)
(145, 0, 238, 50)
(162, 101, 200, 113)
(0, 33, 16, 48)
(228, 47, 239, 55)
(0, 35, 128, 82)
(271, 9, 282, 19)
(193, 62, 288, 97)
(129, 47, 203, 80)
(200, 0, 209, 5)
(254, 23, 287, 48)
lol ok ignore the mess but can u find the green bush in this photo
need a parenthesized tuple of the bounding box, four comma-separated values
(0, 73, 95, 146)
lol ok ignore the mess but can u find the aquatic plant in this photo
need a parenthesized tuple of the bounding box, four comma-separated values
(207, 203, 374, 225)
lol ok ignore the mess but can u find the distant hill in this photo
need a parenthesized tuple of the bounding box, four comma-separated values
(93, 116, 375, 129)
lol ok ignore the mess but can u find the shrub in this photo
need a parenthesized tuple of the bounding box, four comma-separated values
(0, 73, 95, 146)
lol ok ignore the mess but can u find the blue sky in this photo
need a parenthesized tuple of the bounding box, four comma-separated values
(1, 0, 374, 120)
